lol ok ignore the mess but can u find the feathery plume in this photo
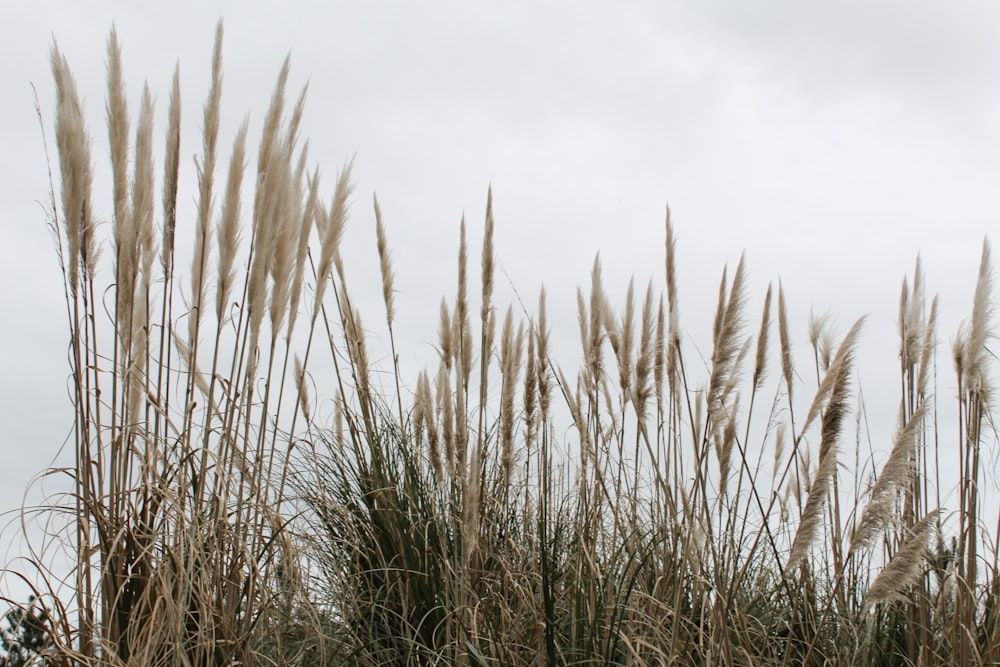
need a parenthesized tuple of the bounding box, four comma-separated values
(438, 364, 456, 477)
(778, 282, 794, 404)
(439, 298, 454, 370)
(499, 307, 524, 484)
(664, 205, 678, 322)
(722, 336, 752, 405)
(851, 402, 929, 555)
(267, 140, 298, 336)
(133, 85, 156, 283)
(215, 120, 249, 321)
(481, 187, 495, 332)
(865, 509, 940, 605)
(773, 422, 787, 479)
(418, 371, 442, 480)
(172, 331, 211, 399)
(161, 65, 180, 275)
(537, 288, 551, 419)
(523, 320, 538, 449)
(708, 255, 747, 416)
(717, 396, 740, 493)
(286, 84, 309, 154)
(753, 284, 772, 391)
(902, 257, 926, 380)
(343, 301, 370, 387)
(106, 29, 129, 231)
(576, 287, 589, 383)
(454, 332, 470, 469)
(374, 194, 395, 326)
(898, 277, 910, 367)
(294, 355, 310, 422)
(455, 217, 472, 392)
(286, 169, 318, 338)
(712, 267, 728, 348)
(254, 54, 290, 217)
(51, 44, 97, 295)
(800, 318, 865, 437)
(899, 266, 926, 378)
(665, 210, 681, 401)
(587, 256, 607, 390)
(655, 297, 666, 411)
(127, 274, 150, 421)
(617, 278, 636, 399)
(190, 20, 224, 347)
(808, 310, 836, 375)
(246, 57, 293, 351)
(963, 240, 993, 396)
(312, 163, 353, 316)
(106, 29, 134, 324)
(787, 319, 862, 569)
(333, 394, 345, 451)
(797, 446, 812, 502)
(126, 86, 155, 395)
(559, 369, 591, 469)
(633, 281, 656, 424)
(916, 296, 939, 399)
(952, 328, 967, 390)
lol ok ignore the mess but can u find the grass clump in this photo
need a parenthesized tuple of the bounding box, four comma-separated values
(37, 23, 331, 665)
(12, 21, 1000, 667)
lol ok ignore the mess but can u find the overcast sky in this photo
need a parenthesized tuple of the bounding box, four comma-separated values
(3, 1, 1000, 586)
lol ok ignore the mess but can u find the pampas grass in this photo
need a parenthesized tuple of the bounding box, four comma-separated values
(786, 319, 863, 571)
(16, 22, 1000, 667)
(865, 509, 941, 607)
(850, 401, 929, 557)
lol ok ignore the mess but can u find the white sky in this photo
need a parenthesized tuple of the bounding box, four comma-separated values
(3, 1, 1000, 587)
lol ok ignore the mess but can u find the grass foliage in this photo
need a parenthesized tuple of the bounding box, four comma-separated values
(11, 23, 1000, 666)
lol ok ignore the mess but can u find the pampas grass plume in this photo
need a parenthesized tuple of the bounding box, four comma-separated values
(865, 509, 940, 606)
(374, 194, 395, 326)
(850, 401, 929, 556)
(787, 318, 862, 569)
(161, 65, 180, 274)
(215, 119, 248, 321)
